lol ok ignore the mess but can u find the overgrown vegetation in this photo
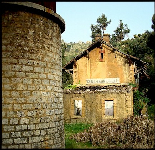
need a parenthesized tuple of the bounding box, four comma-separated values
(64, 84, 77, 90)
(133, 90, 150, 115)
(64, 123, 94, 149)
(62, 70, 73, 89)
(147, 104, 155, 120)
(69, 116, 154, 149)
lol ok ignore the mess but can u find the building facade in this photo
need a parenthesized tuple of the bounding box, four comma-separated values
(63, 34, 147, 123)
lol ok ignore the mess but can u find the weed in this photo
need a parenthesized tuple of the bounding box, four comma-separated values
(64, 123, 94, 149)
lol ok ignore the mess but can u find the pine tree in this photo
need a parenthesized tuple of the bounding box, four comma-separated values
(110, 20, 130, 47)
(91, 14, 111, 42)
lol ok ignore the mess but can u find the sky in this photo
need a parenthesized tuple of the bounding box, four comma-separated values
(56, 2, 154, 43)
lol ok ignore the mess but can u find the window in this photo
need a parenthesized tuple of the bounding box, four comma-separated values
(105, 100, 113, 116)
(99, 49, 105, 62)
(74, 100, 82, 116)
(134, 73, 139, 84)
(101, 52, 104, 60)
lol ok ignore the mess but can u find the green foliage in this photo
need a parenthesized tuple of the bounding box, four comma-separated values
(129, 82, 137, 88)
(112, 31, 154, 105)
(91, 24, 101, 41)
(64, 84, 77, 90)
(61, 41, 91, 66)
(61, 43, 73, 88)
(151, 13, 155, 31)
(65, 123, 93, 134)
(96, 14, 111, 29)
(62, 70, 73, 89)
(61, 43, 69, 66)
(110, 20, 130, 46)
(115, 32, 153, 60)
(91, 13, 111, 42)
(64, 123, 93, 149)
(147, 104, 155, 120)
(129, 83, 151, 116)
(133, 90, 150, 116)
(147, 31, 155, 55)
(147, 13, 155, 52)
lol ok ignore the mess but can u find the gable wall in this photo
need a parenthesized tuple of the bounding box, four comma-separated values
(73, 44, 135, 85)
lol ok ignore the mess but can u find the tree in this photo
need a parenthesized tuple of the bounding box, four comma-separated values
(91, 14, 111, 42)
(61, 43, 73, 88)
(147, 14, 155, 72)
(146, 13, 155, 108)
(133, 89, 150, 116)
(110, 20, 130, 47)
(114, 31, 154, 107)
(61, 43, 67, 67)
(117, 32, 153, 60)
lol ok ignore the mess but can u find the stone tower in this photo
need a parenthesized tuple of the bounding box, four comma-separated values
(2, 2, 65, 149)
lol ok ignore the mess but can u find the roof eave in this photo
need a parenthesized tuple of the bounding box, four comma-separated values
(63, 38, 148, 70)
(63, 39, 101, 69)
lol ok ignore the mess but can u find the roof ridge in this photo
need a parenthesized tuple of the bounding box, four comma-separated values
(63, 39, 148, 69)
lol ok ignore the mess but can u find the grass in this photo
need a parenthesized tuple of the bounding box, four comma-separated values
(64, 123, 95, 149)
(64, 116, 154, 149)
(64, 122, 113, 149)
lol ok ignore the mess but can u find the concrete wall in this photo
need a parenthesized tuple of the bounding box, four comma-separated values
(2, 2, 65, 149)
(73, 44, 135, 85)
(63, 85, 133, 124)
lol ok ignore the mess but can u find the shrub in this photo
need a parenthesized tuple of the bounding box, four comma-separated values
(133, 89, 150, 116)
(70, 115, 154, 149)
(147, 104, 155, 120)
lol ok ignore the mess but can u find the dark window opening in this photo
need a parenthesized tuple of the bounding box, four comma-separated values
(99, 49, 104, 61)
(101, 53, 104, 59)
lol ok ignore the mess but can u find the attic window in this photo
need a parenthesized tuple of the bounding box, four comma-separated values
(99, 49, 105, 62)
(101, 53, 104, 59)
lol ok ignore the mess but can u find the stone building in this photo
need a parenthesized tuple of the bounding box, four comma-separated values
(63, 34, 147, 123)
(2, 2, 65, 149)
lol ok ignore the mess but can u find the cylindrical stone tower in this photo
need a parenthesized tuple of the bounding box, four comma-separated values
(2, 2, 65, 149)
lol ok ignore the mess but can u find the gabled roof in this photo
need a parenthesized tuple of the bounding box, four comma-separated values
(63, 38, 148, 71)
(63, 39, 101, 70)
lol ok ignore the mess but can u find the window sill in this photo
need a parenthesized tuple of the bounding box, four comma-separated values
(71, 115, 82, 119)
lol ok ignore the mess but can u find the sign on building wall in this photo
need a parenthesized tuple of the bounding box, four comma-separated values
(86, 78, 120, 84)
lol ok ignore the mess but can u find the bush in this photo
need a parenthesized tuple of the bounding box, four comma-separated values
(147, 104, 155, 120)
(70, 115, 154, 149)
(133, 90, 150, 116)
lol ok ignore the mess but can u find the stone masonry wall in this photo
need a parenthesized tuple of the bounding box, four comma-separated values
(63, 85, 133, 124)
(2, 5, 65, 149)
